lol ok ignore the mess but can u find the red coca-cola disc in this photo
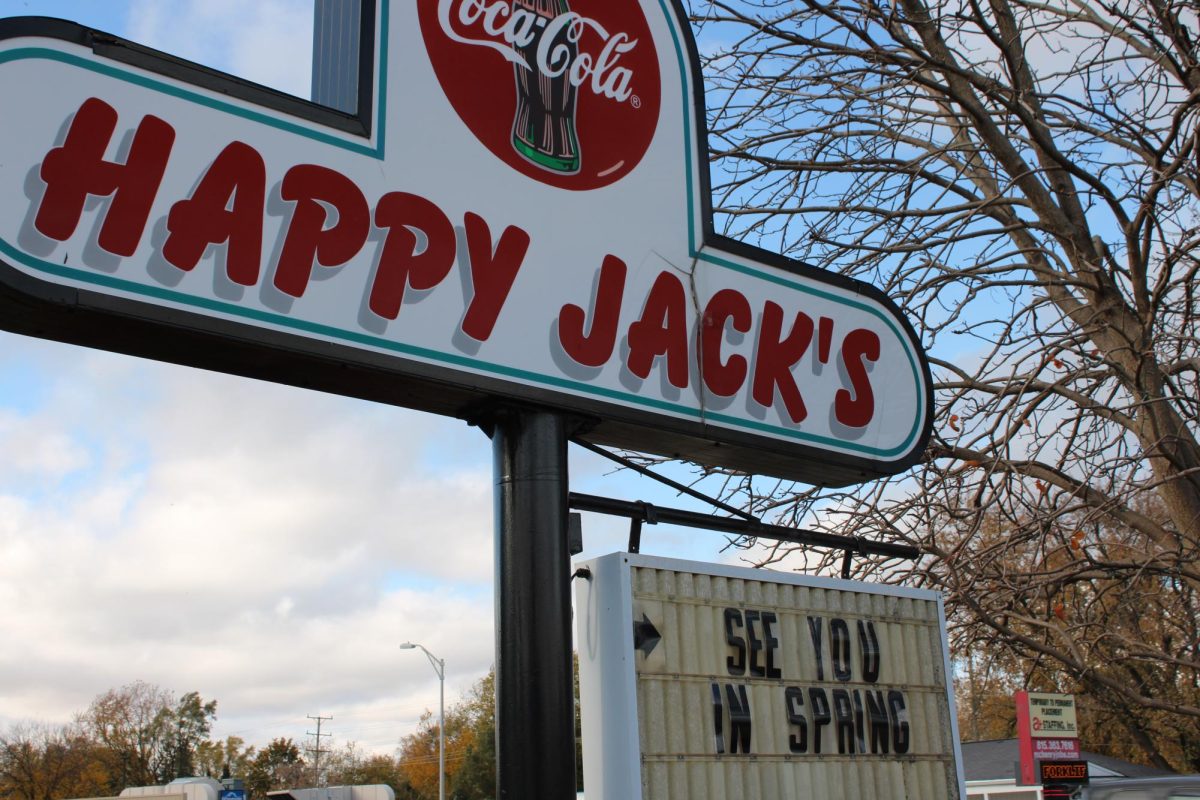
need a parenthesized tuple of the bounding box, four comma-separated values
(419, 0, 662, 191)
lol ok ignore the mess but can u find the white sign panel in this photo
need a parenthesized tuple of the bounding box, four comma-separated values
(1027, 693, 1078, 738)
(0, 2, 930, 483)
(576, 553, 966, 800)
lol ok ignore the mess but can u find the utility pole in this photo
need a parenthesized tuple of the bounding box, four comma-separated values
(306, 715, 332, 787)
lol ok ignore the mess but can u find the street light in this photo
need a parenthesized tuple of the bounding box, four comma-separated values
(400, 642, 445, 800)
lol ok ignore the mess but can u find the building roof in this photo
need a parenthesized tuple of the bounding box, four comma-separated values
(960, 739, 1171, 782)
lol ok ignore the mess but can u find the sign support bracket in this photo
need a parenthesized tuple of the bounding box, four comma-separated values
(571, 438, 759, 523)
(490, 406, 578, 799)
(569, 492, 920, 562)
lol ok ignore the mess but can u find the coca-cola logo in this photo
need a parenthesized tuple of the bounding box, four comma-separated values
(419, 0, 661, 190)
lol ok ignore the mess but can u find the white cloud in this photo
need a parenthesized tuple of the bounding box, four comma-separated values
(0, 331, 751, 753)
(0, 336, 494, 752)
(0, 413, 90, 482)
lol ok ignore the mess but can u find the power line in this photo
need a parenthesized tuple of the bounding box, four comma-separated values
(220, 702, 435, 740)
(305, 715, 332, 787)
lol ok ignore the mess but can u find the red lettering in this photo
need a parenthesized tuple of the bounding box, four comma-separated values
(162, 141, 265, 285)
(273, 164, 369, 298)
(460, 212, 530, 341)
(369, 191, 455, 320)
(558, 254, 627, 367)
(818, 316, 834, 364)
(700, 289, 752, 397)
(835, 328, 880, 427)
(35, 97, 174, 256)
(627, 271, 690, 389)
(752, 302, 813, 423)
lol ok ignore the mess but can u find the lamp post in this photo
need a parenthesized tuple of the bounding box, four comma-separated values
(400, 642, 445, 800)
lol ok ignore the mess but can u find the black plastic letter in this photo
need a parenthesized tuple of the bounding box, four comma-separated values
(808, 616, 825, 681)
(889, 690, 910, 755)
(809, 687, 831, 755)
(785, 686, 807, 753)
(725, 608, 746, 676)
(859, 619, 881, 683)
(831, 618, 852, 681)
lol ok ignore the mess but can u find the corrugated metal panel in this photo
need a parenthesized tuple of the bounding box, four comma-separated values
(627, 563, 961, 800)
(311, 0, 361, 112)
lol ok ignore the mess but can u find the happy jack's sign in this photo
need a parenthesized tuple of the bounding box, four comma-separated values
(0, 1, 931, 484)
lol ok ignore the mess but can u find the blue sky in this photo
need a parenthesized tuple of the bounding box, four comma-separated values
(0, 0, 773, 757)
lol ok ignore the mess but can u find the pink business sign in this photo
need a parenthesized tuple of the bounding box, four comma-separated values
(1033, 738, 1082, 761)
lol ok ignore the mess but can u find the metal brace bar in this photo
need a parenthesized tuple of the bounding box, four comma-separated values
(571, 438, 760, 523)
(570, 492, 920, 562)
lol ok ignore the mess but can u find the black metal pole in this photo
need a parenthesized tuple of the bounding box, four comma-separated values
(491, 408, 576, 799)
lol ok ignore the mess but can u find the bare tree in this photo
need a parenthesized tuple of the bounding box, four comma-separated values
(688, 0, 1200, 769)
(0, 722, 100, 800)
(77, 681, 175, 791)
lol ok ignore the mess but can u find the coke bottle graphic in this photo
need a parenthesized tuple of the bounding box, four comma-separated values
(511, 0, 580, 173)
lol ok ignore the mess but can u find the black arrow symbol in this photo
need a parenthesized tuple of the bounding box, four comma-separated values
(633, 613, 661, 658)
